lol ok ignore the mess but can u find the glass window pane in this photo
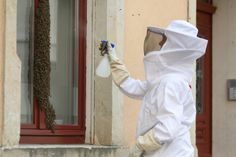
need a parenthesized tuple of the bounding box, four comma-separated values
(196, 58, 205, 114)
(17, 0, 33, 124)
(49, 0, 78, 125)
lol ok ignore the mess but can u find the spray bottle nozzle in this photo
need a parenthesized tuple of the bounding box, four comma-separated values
(99, 41, 115, 56)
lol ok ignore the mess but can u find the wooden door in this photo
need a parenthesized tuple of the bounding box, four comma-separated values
(196, 1, 216, 157)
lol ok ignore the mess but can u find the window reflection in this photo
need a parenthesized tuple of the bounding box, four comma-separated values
(17, 0, 33, 124)
(49, 0, 78, 125)
(196, 58, 205, 114)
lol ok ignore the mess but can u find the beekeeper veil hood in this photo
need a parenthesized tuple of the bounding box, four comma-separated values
(143, 20, 208, 86)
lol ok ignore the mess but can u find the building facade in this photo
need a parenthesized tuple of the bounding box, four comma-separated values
(1, 0, 235, 157)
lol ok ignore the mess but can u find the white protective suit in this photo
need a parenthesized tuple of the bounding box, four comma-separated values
(119, 20, 208, 157)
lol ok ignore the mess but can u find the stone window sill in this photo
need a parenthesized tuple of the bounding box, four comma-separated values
(2, 144, 127, 150)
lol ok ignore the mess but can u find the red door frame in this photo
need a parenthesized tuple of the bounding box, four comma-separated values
(196, 1, 216, 157)
(20, 0, 87, 144)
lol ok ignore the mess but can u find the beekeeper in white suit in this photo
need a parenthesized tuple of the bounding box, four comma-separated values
(100, 20, 208, 157)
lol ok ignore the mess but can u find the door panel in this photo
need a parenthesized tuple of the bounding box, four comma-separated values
(196, 2, 215, 157)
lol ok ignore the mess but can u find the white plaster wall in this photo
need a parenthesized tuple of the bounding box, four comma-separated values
(107, 0, 125, 145)
(92, 0, 125, 145)
(85, 0, 95, 144)
(0, 0, 6, 146)
(2, 0, 21, 146)
(187, 0, 198, 156)
(213, 0, 236, 157)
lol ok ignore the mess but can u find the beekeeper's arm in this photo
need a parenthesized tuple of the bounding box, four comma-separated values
(132, 80, 185, 154)
(108, 47, 148, 100)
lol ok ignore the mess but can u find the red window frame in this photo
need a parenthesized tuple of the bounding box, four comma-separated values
(20, 0, 87, 144)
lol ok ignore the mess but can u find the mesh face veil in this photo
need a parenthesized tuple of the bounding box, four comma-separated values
(144, 27, 166, 56)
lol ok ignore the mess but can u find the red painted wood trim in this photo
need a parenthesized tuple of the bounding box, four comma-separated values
(39, 109, 46, 129)
(21, 129, 85, 135)
(20, 136, 85, 144)
(196, 1, 214, 156)
(197, 2, 216, 14)
(21, 98, 39, 129)
(21, 124, 37, 129)
(78, 0, 87, 133)
(22, 124, 83, 130)
(35, 0, 39, 9)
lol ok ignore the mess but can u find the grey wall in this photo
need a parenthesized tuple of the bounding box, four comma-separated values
(213, 0, 236, 157)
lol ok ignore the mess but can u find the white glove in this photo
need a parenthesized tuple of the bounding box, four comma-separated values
(128, 145, 143, 157)
(137, 129, 162, 152)
(107, 43, 130, 86)
(128, 129, 162, 157)
(96, 41, 129, 85)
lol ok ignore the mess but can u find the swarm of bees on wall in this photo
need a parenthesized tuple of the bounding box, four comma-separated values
(33, 0, 56, 132)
